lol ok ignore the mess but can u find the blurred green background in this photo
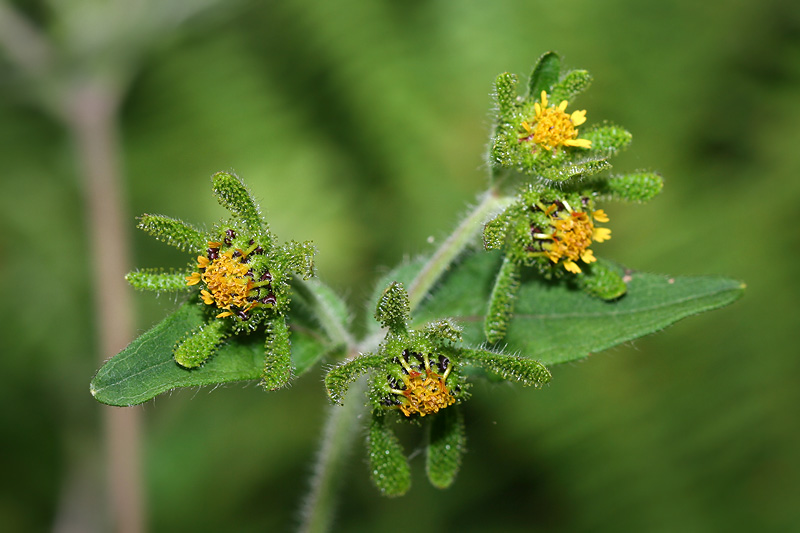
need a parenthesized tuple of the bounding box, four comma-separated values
(1, 0, 798, 531)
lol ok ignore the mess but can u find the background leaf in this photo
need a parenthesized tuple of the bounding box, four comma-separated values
(416, 252, 744, 366)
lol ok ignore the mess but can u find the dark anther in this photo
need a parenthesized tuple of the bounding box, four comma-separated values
(226, 229, 237, 239)
(207, 248, 219, 260)
(253, 246, 264, 255)
(248, 239, 255, 246)
(438, 355, 449, 372)
(581, 196, 590, 207)
(530, 225, 541, 236)
(246, 269, 254, 277)
(260, 271, 272, 282)
(261, 293, 277, 306)
(237, 310, 250, 321)
(232, 250, 242, 258)
(401, 350, 410, 363)
(387, 375, 401, 389)
(554, 200, 565, 211)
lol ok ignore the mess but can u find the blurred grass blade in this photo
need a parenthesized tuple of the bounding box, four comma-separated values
(416, 252, 745, 366)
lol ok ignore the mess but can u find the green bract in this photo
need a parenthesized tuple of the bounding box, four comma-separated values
(325, 282, 551, 496)
(126, 171, 315, 388)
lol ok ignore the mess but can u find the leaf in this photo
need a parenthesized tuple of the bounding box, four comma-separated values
(136, 214, 207, 254)
(90, 292, 339, 406)
(540, 158, 611, 182)
(366, 256, 428, 334)
(367, 414, 411, 497)
(324, 354, 384, 405)
(527, 51, 561, 99)
(426, 406, 466, 489)
(460, 348, 551, 387)
(90, 302, 256, 406)
(415, 252, 744, 366)
(375, 282, 410, 334)
(211, 171, 269, 239)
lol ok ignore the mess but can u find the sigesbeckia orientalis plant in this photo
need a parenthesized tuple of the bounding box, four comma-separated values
(325, 281, 551, 495)
(90, 52, 743, 523)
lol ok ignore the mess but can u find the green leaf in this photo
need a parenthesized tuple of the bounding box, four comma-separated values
(416, 252, 744, 366)
(262, 316, 293, 390)
(91, 297, 337, 406)
(173, 319, 228, 369)
(426, 407, 466, 489)
(367, 414, 411, 497)
(540, 158, 611, 182)
(583, 123, 633, 157)
(375, 282, 410, 335)
(211, 171, 269, 239)
(551, 69, 593, 103)
(574, 260, 628, 300)
(291, 277, 353, 349)
(527, 51, 561, 100)
(324, 354, 383, 405)
(126, 269, 194, 292)
(485, 255, 520, 343)
(136, 214, 207, 253)
(494, 72, 518, 124)
(461, 348, 551, 387)
(594, 171, 664, 203)
(366, 256, 427, 334)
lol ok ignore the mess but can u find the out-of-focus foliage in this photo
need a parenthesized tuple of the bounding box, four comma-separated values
(0, 0, 797, 531)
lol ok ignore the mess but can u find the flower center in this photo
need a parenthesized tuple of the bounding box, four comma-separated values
(201, 251, 253, 311)
(398, 370, 455, 417)
(547, 211, 595, 263)
(186, 233, 275, 319)
(529, 202, 611, 273)
(519, 91, 591, 151)
(385, 351, 455, 417)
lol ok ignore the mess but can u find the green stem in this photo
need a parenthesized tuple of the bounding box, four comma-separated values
(298, 376, 366, 533)
(298, 187, 513, 532)
(406, 188, 513, 311)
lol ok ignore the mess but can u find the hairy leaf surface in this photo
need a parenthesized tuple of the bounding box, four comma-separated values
(415, 252, 744, 365)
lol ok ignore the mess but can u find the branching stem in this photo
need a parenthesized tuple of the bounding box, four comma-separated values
(298, 186, 512, 532)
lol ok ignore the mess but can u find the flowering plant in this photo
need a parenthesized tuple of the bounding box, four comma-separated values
(91, 52, 742, 524)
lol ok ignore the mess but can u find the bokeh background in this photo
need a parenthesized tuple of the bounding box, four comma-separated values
(1, 0, 798, 531)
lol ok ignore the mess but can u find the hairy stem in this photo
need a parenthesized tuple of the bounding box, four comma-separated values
(298, 187, 511, 532)
(406, 188, 513, 311)
(298, 375, 366, 533)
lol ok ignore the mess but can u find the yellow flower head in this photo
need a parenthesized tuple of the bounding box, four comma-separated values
(185, 237, 274, 319)
(387, 352, 456, 417)
(519, 91, 592, 151)
(533, 202, 611, 273)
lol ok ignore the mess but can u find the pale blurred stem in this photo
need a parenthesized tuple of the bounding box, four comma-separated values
(0, 4, 144, 532)
(298, 187, 512, 533)
(298, 373, 366, 533)
(65, 82, 144, 533)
